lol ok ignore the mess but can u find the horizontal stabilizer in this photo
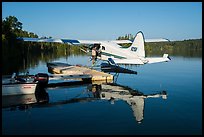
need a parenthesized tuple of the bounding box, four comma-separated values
(113, 58, 144, 65)
(145, 54, 171, 64)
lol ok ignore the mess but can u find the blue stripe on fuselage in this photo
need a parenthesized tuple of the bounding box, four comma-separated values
(61, 39, 80, 44)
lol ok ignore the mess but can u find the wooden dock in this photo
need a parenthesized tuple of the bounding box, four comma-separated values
(47, 62, 114, 83)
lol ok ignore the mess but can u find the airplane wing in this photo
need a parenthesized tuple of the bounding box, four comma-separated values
(18, 37, 170, 44)
(109, 40, 132, 44)
(111, 38, 170, 44)
(18, 37, 95, 44)
(107, 38, 170, 45)
(18, 37, 132, 45)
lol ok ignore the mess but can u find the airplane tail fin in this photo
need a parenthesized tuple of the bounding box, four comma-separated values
(128, 31, 145, 57)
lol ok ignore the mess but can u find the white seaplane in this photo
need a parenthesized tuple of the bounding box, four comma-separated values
(18, 31, 171, 66)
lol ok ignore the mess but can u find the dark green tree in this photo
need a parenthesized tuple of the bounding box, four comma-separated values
(2, 16, 22, 35)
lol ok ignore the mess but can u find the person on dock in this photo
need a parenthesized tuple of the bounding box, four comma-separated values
(92, 46, 97, 65)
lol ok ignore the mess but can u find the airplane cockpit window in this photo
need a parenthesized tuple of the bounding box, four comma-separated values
(131, 47, 137, 52)
(102, 46, 105, 50)
(89, 44, 94, 50)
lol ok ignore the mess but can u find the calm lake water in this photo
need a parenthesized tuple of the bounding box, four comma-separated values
(2, 55, 202, 135)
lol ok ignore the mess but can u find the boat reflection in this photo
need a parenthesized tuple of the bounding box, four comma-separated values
(2, 86, 49, 110)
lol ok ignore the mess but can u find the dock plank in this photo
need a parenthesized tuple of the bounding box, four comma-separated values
(47, 62, 113, 82)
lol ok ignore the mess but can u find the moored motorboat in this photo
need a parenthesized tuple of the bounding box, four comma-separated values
(2, 73, 49, 96)
(2, 83, 38, 96)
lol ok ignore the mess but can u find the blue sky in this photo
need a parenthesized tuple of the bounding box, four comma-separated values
(2, 2, 202, 41)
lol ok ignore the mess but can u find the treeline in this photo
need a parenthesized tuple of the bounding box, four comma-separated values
(145, 39, 202, 57)
(116, 34, 202, 57)
(117, 34, 134, 40)
(2, 16, 83, 75)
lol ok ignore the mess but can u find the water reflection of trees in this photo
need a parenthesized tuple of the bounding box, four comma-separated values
(2, 42, 86, 75)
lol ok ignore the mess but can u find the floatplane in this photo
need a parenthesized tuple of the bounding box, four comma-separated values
(18, 31, 171, 73)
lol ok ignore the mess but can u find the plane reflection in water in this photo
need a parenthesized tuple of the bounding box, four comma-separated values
(2, 86, 49, 110)
(2, 83, 167, 124)
(89, 83, 167, 124)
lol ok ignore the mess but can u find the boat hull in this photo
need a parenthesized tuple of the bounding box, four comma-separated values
(2, 83, 37, 96)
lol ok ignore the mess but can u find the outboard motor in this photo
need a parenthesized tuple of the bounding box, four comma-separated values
(34, 73, 49, 88)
